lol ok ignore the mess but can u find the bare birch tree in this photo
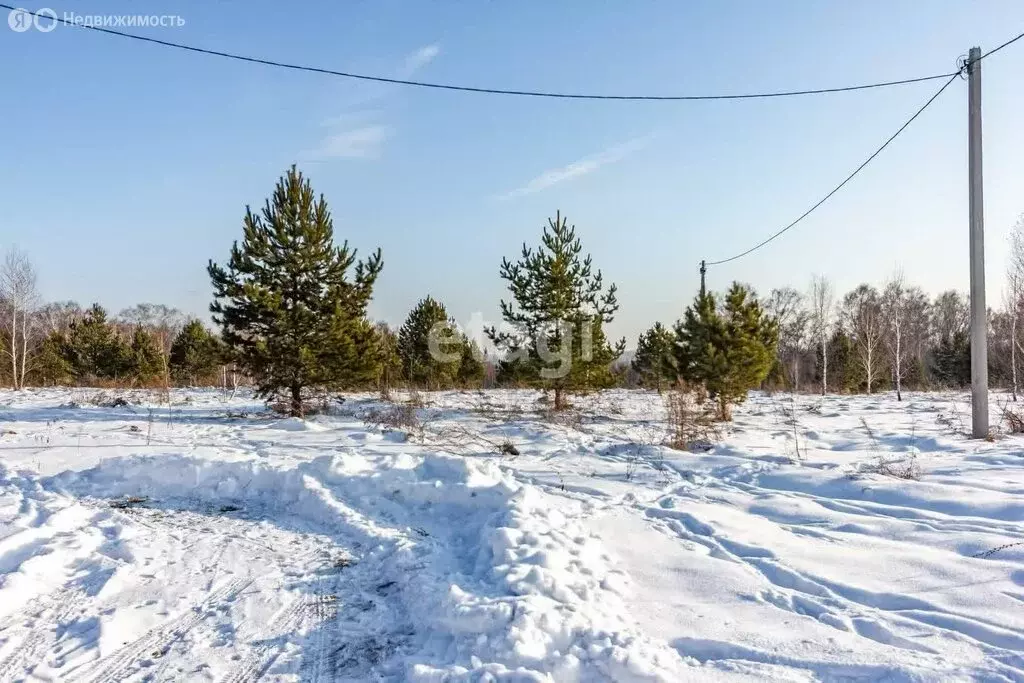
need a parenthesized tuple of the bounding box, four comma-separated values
(843, 284, 885, 394)
(39, 301, 83, 335)
(882, 270, 912, 401)
(809, 275, 834, 395)
(766, 287, 810, 391)
(0, 249, 40, 389)
(1006, 214, 1024, 400)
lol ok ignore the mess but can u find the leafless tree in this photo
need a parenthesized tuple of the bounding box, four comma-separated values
(766, 287, 810, 390)
(118, 303, 187, 358)
(0, 248, 40, 389)
(843, 284, 885, 394)
(902, 287, 932, 388)
(38, 301, 83, 335)
(882, 270, 912, 401)
(1005, 215, 1024, 400)
(809, 275, 834, 395)
(932, 290, 969, 344)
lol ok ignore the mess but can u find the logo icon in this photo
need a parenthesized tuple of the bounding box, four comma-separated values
(34, 7, 57, 32)
(7, 7, 31, 31)
(7, 7, 57, 32)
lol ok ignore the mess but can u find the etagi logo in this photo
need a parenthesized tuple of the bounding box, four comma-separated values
(8, 7, 56, 32)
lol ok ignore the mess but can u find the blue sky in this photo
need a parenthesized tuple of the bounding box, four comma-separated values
(2, 1, 1023, 344)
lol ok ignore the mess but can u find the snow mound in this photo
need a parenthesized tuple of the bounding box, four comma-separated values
(41, 451, 688, 679)
(267, 416, 328, 431)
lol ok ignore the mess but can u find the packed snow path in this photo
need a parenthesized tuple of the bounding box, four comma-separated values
(0, 388, 1022, 681)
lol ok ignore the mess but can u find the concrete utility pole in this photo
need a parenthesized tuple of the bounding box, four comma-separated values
(967, 46, 989, 439)
(699, 260, 707, 298)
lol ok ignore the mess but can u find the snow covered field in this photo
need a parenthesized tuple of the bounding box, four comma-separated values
(0, 388, 1022, 682)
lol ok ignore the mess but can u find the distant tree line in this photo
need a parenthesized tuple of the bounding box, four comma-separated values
(631, 254, 1024, 400)
(0, 286, 229, 388)
(6, 164, 1021, 419)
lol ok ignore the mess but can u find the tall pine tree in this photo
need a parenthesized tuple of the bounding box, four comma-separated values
(397, 296, 461, 388)
(675, 283, 778, 420)
(128, 327, 164, 385)
(65, 304, 131, 381)
(373, 322, 403, 395)
(169, 319, 223, 385)
(457, 337, 486, 387)
(208, 166, 383, 416)
(632, 322, 677, 392)
(487, 212, 625, 409)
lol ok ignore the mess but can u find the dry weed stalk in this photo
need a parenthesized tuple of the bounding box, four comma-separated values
(664, 383, 720, 451)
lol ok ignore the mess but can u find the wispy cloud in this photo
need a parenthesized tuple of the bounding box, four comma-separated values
(499, 136, 654, 200)
(303, 125, 392, 161)
(303, 43, 440, 162)
(401, 43, 441, 77)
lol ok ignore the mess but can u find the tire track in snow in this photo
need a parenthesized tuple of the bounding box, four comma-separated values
(74, 576, 251, 683)
(216, 594, 310, 683)
(298, 574, 343, 683)
(0, 586, 93, 681)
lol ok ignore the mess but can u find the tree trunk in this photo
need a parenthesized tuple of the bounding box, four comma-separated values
(554, 386, 565, 411)
(718, 395, 731, 421)
(895, 329, 902, 401)
(865, 347, 872, 394)
(821, 333, 828, 396)
(290, 385, 303, 417)
(18, 313, 28, 390)
(9, 309, 19, 390)
(1013, 314, 1019, 402)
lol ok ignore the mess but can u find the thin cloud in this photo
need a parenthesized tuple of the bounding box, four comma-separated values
(303, 44, 439, 161)
(499, 136, 653, 200)
(401, 43, 441, 77)
(303, 125, 392, 161)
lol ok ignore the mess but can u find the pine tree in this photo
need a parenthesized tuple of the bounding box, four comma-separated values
(820, 328, 858, 393)
(128, 327, 164, 384)
(398, 296, 461, 388)
(457, 337, 486, 387)
(208, 166, 383, 416)
(66, 304, 132, 381)
(487, 212, 625, 409)
(495, 345, 538, 387)
(632, 322, 677, 392)
(675, 283, 778, 420)
(34, 331, 73, 386)
(169, 319, 223, 385)
(932, 330, 971, 388)
(373, 322, 403, 395)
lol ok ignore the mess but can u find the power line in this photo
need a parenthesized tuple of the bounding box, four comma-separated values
(0, 4, 960, 102)
(980, 30, 1024, 60)
(704, 73, 960, 267)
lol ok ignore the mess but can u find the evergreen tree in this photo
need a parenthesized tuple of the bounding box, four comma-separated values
(457, 337, 486, 386)
(632, 322, 677, 392)
(208, 166, 383, 416)
(486, 212, 625, 409)
(66, 304, 132, 381)
(169, 319, 223, 385)
(675, 283, 778, 420)
(494, 345, 538, 387)
(34, 332, 73, 386)
(819, 328, 857, 393)
(128, 327, 164, 384)
(398, 296, 461, 388)
(373, 322, 403, 394)
(932, 329, 971, 387)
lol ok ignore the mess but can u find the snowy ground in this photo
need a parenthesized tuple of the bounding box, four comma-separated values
(0, 387, 1022, 682)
